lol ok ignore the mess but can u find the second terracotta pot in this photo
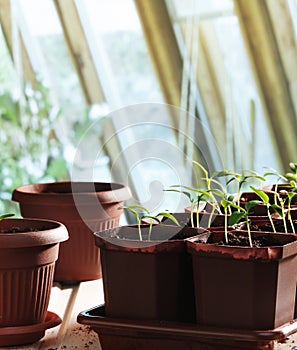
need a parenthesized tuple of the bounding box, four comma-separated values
(12, 181, 131, 282)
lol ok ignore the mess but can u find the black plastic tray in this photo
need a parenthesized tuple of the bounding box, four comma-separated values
(77, 305, 297, 350)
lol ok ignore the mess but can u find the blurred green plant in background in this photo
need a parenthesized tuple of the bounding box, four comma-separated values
(0, 78, 69, 213)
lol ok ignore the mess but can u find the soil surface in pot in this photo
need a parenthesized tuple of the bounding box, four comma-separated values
(0, 226, 48, 233)
(115, 225, 205, 241)
(206, 231, 290, 248)
(236, 220, 296, 233)
(222, 232, 285, 247)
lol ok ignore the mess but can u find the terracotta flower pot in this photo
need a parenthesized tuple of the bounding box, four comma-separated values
(187, 231, 297, 330)
(12, 181, 131, 282)
(94, 225, 206, 323)
(0, 218, 68, 328)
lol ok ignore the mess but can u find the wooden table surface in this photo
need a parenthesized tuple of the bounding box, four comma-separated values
(1, 278, 297, 350)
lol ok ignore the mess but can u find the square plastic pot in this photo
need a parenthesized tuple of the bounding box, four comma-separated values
(187, 231, 297, 330)
(94, 225, 206, 323)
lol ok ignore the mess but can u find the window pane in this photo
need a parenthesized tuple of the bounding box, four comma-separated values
(166, 0, 279, 174)
(0, 26, 16, 90)
(79, 0, 163, 106)
(18, 0, 86, 137)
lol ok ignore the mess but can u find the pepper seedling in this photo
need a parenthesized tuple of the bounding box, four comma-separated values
(228, 200, 262, 248)
(166, 185, 213, 228)
(120, 205, 180, 241)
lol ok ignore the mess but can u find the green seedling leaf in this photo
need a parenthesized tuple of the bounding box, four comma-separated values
(192, 161, 208, 178)
(252, 175, 266, 182)
(212, 170, 240, 178)
(156, 212, 181, 226)
(221, 199, 233, 209)
(227, 194, 234, 202)
(142, 215, 161, 224)
(286, 173, 297, 182)
(245, 200, 262, 213)
(289, 180, 297, 188)
(271, 204, 283, 217)
(0, 213, 14, 220)
(288, 192, 296, 200)
(226, 176, 236, 186)
(166, 189, 193, 201)
(210, 189, 225, 198)
(208, 178, 225, 189)
(228, 211, 245, 226)
(264, 167, 287, 181)
(250, 186, 269, 204)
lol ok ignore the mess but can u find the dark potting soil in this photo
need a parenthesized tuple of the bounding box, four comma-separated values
(0, 227, 45, 234)
(236, 220, 296, 233)
(219, 232, 283, 248)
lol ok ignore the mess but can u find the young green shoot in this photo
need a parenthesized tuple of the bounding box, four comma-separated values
(192, 161, 212, 191)
(264, 166, 288, 196)
(166, 185, 211, 227)
(192, 162, 224, 214)
(0, 213, 14, 220)
(270, 190, 288, 233)
(142, 211, 180, 240)
(120, 205, 180, 241)
(120, 204, 150, 241)
(220, 195, 236, 244)
(228, 200, 262, 248)
(213, 169, 265, 207)
(286, 188, 296, 233)
(250, 186, 276, 232)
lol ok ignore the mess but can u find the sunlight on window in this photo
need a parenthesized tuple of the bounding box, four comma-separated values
(166, 0, 279, 173)
(0, 27, 17, 91)
(18, 0, 86, 142)
(170, 0, 233, 18)
(19, 0, 61, 35)
(79, 0, 163, 106)
(288, 0, 297, 40)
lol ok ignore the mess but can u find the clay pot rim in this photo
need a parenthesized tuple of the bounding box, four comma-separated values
(12, 181, 131, 205)
(186, 231, 297, 260)
(0, 218, 68, 248)
(95, 224, 207, 252)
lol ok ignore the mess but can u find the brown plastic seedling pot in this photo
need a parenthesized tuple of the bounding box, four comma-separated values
(95, 225, 206, 323)
(77, 305, 297, 350)
(187, 231, 297, 330)
(12, 181, 131, 282)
